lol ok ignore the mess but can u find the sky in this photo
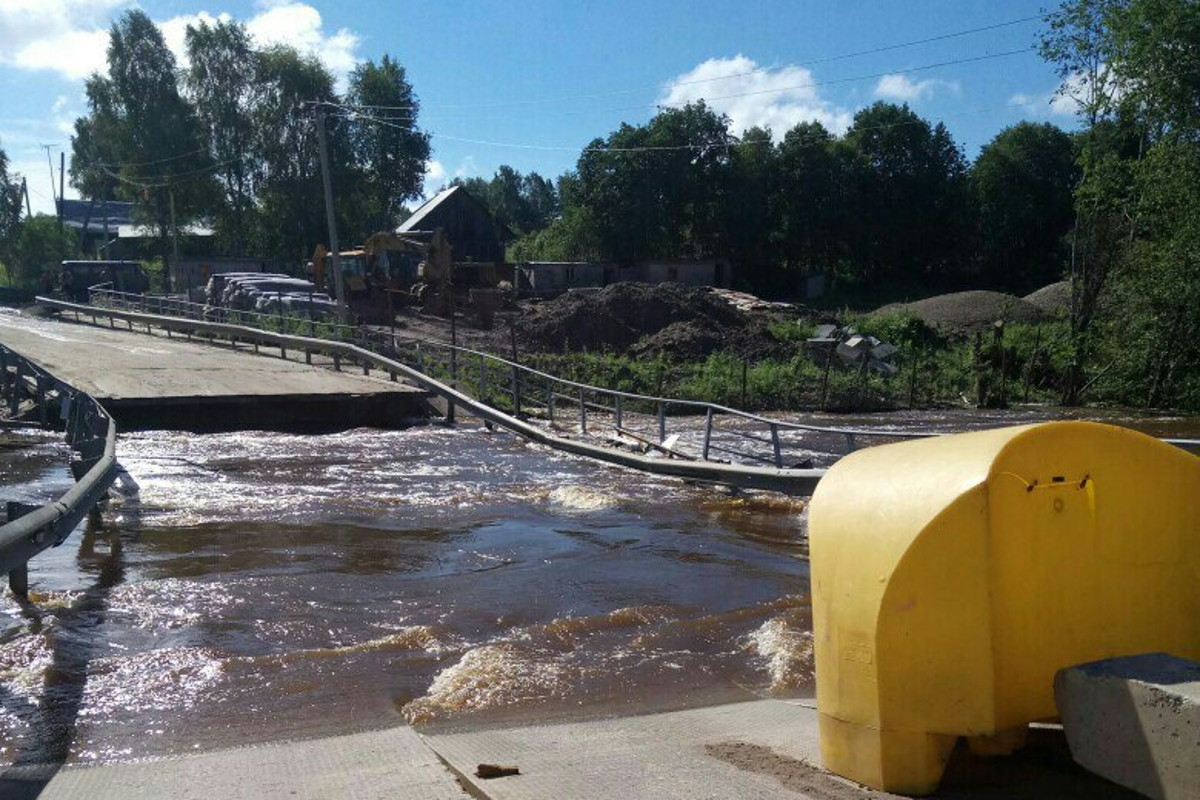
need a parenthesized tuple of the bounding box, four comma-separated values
(0, 0, 1082, 217)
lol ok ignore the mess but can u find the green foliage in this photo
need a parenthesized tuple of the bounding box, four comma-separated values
(5, 215, 79, 289)
(347, 55, 431, 232)
(972, 122, 1079, 291)
(449, 166, 559, 236)
(71, 10, 218, 254)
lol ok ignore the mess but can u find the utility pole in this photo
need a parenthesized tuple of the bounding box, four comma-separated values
(42, 144, 57, 212)
(20, 178, 30, 218)
(168, 183, 180, 293)
(315, 104, 346, 313)
(58, 152, 65, 233)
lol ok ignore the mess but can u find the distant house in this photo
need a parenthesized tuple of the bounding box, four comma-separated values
(398, 186, 513, 263)
(58, 198, 134, 254)
(518, 262, 612, 297)
(57, 198, 214, 259)
(638, 258, 732, 288)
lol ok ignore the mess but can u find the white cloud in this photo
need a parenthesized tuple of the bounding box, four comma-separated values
(874, 74, 958, 102)
(1011, 67, 1124, 119)
(245, 2, 360, 76)
(158, 11, 233, 68)
(660, 55, 853, 139)
(0, 1, 361, 82)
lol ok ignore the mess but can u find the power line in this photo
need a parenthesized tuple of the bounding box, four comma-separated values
(331, 47, 1035, 132)
(335, 13, 1044, 113)
(93, 148, 208, 170)
(100, 157, 242, 189)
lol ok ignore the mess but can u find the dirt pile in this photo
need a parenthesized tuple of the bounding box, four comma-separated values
(873, 290, 1048, 334)
(1023, 280, 1071, 316)
(512, 282, 786, 360)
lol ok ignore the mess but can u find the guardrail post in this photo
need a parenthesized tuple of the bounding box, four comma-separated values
(5, 503, 31, 598)
(305, 349, 312, 365)
(333, 353, 341, 371)
(579, 386, 587, 433)
(771, 424, 783, 468)
(362, 360, 370, 376)
(702, 408, 714, 461)
(512, 364, 521, 417)
(9, 363, 21, 416)
(36, 376, 47, 425)
(479, 354, 487, 403)
(547, 382, 554, 424)
(658, 402, 666, 444)
(846, 432, 857, 453)
(615, 395, 623, 431)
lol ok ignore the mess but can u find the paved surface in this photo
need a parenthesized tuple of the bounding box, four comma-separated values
(0, 726, 467, 800)
(0, 311, 416, 402)
(0, 700, 1148, 799)
(421, 699, 852, 800)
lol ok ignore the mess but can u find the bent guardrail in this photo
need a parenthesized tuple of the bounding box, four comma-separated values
(41, 296, 829, 494)
(83, 288, 939, 469)
(0, 343, 118, 596)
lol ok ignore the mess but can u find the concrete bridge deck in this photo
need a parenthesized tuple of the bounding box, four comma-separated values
(0, 311, 427, 431)
(6, 699, 1134, 800)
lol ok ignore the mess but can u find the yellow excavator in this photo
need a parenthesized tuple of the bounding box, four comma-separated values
(313, 228, 499, 327)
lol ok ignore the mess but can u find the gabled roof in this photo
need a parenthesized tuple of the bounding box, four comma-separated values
(398, 185, 515, 240)
(398, 186, 458, 233)
(57, 198, 134, 231)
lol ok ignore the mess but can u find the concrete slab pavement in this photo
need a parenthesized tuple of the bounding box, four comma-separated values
(2, 726, 467, 800)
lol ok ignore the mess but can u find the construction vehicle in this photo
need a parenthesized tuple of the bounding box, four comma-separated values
(313, 228, 501, 328)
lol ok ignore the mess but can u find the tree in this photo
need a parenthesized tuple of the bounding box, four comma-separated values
(251, 45, 356, 262)
(186, 19, 258, 253)
(450, 166, 560, 235)
(842, 102, 972, 285)
(774, 121, 850, 283)
(70, 10, 216, 257)
(0, 142, 23, 276)
(569, 103, 735, 261)
(11, 215, 78, 289)
(972, 122, 1079, 291)
(346, 55, 430, 233)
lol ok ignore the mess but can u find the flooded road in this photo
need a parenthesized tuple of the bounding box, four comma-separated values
(0, 408, 1195, 767)
(0, 424, 811, 766)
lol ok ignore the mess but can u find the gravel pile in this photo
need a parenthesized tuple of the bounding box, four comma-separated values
(873, 290, 1049, 334)
(1023, 281, 1071, 316)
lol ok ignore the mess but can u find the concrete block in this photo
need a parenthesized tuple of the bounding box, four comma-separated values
(1055, 652, 1200, 800)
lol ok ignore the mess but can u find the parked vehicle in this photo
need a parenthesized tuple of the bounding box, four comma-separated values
(59, 260, 149, 302)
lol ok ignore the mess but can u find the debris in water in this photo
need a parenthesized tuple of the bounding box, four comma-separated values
(476, 763, 520, 779)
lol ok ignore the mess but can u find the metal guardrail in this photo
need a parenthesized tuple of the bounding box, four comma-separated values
(45, 295, 829, 494)
(84, 288, 938, 470)
(0, 343, 118, 596)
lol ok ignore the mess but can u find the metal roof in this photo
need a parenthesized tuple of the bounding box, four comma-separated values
(397, 186, 460, 233)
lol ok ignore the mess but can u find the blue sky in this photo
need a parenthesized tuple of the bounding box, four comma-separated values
(0, 1, 1080, 216)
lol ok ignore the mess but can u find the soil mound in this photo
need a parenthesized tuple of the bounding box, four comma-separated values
(873, 290, 1048, 334)
(1023, 281, 1071, 316)
(513, 282, 783, 360)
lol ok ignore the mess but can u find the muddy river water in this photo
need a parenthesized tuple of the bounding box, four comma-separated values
(0, 409, 1195, 766)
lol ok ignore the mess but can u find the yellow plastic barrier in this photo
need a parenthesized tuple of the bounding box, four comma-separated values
(809, 421, 1200, 795)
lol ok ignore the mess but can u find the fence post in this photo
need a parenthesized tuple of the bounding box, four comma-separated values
(579, 386, 587, 433)
(479, 354, 488, 403)
(771, 423, 782, 468)
(658, 402, 666, 444)
(614, 394, 623, 431)
(333, 353, 340, 371)
(547, 382, 554, 424)
(702, 408, 714, 461)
